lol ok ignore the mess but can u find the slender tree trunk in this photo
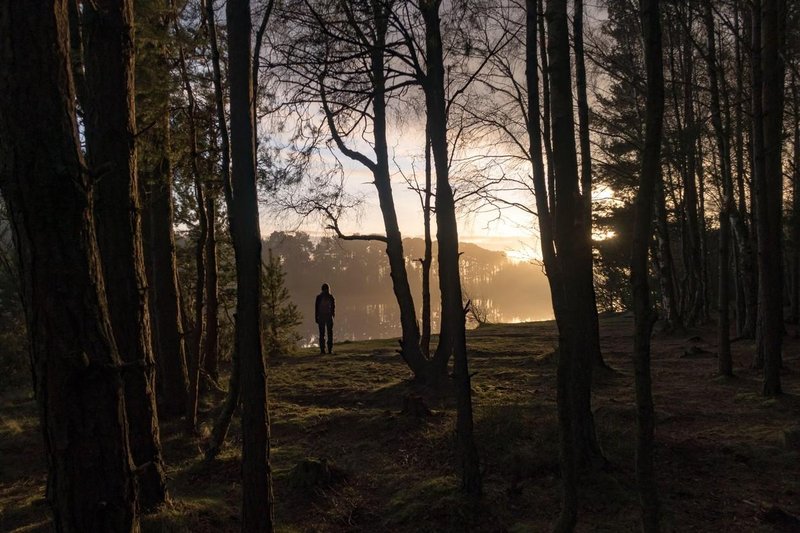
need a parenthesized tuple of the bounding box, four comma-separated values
(82, 0, 167, 510)
(227, 0, 275, 529)
(538, 0, 556, 216)
(630, 0, 664, 528)
(318, 2, 426, 378)
(703, 0, 736, 376)
(205, 0, 241, 459)
(0, 2, 138, 529)
(421, 122, 433, 359)
(790, 77, 800, 324)
(654, 178, 681, 331)
(205, 192, 220, 381)
(420, 0, 481, 498)
(679, 10, 706, 326)
(136, 0, 190, 418)
(718, 209, 733, 376)
(177, 40, 208, 433)
(368, 4, 426, 377)
(758, 0, 785, 395)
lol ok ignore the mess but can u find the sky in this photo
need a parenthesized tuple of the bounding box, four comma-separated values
(259, 114, 544, 261)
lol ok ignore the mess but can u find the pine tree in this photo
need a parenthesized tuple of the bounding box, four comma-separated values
(262, 249, 302, 357)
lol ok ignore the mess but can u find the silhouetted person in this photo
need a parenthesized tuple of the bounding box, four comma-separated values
(315, 283, 335, 354)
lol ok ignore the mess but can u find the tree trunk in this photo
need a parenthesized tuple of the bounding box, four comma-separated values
(82, 0, 167, 511)
(630, 0, 664, 528)
(758, 0, 785, 395)
(205, 0, 241, 460)
(679, 10, 706, 326)
(205, 192, 220, 381)
(654, 178, 681, 331)
(703, 0, 736, 377)
(367, 4, 426, 378)
(420, 0, 481, 499)
(177, 39, 208, 433)
(227, 0, 275, 529)
(537, 0, 556, 216)
(790, 77, 800, 324)
(136, 0, 190, 418)
(0, 1, 138, 529)
(420, 122, 433, 359)
(718, 210, 733, 376)
(546, 1, 604, 529)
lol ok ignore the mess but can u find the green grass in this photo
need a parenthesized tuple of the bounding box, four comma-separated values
(2, 317, 800, 531)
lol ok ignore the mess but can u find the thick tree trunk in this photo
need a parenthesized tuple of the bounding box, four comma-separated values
(227, 0, 275, 529)
(420, 0, 481, 498)
(0, 1, 138, 530)
(136, 0, 189, 418)
(630, 0, 663, 529)
(758, 0, 785, 395)
(82, 0, 167, 511)
(546, 1, 604, 530)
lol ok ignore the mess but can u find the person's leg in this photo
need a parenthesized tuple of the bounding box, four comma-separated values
(318, 321, 325, 354)
(326, 318, 334, 354)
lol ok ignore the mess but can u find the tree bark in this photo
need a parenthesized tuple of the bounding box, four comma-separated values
(630, 0, 664, 528)
(204, 192, 220, 381)
(205, 0, 241, 459)
(546, 1, 604, 529)
(227, 0, 275, 529)
(0, 1, 138, 529)
(82, 0, 167, 510)
(758, 0, 785, 395)
(319, 1, 427, 379)
(177, 38, 208, 433)
(420, 122, 433, 359)
(420, 0, 481, 498)
(654, 178, 681, 331)
(678, 8, 706, 326)
(136, 0, 190, 418)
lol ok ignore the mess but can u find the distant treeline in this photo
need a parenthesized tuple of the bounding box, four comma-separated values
(264, 232, 553, 343)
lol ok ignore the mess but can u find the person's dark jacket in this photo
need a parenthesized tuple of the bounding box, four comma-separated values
(315, 292, 335, 324)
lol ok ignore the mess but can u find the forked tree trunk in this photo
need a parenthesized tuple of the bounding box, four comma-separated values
(0, 1, 137, 529)
(82, 0, 167, 510)
(420, 0, 481, 498)
(630, 0, 663, 528)
(318, 1, 427, 379)
(227, 0, 275, 529)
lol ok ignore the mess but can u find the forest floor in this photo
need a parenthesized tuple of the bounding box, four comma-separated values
(1, 314, 800, 532)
